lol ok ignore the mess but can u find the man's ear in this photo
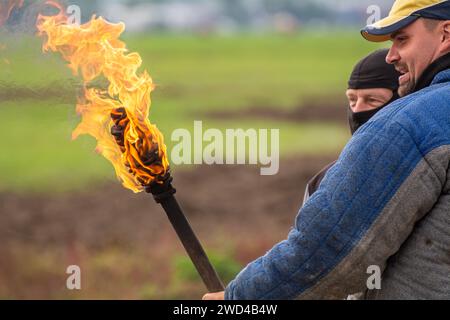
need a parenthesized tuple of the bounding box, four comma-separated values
(441, 21, 450, 52)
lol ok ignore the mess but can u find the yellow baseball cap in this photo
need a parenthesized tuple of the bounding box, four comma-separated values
(362, 0, 450, 42)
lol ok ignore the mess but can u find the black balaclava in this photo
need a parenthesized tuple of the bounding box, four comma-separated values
(347, 49, 401, 134)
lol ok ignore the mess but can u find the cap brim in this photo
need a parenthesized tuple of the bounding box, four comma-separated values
(361, 15, 419, 42)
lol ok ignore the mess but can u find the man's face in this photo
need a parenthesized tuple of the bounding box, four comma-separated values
(346, 88, 393, 112)
(386, 19, 445, 97)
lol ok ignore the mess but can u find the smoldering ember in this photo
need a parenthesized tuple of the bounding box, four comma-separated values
(170, 121, 280, 175)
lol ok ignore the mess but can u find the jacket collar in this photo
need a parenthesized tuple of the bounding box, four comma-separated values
(431, 68, 450, 86)
(414, 52, 450, 92)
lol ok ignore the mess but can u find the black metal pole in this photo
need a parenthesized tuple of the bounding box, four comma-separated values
(146, 175, 225, 293)
(158, 194, 224, 293)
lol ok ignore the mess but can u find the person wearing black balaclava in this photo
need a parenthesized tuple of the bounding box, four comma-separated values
(302, 49, 401, 204)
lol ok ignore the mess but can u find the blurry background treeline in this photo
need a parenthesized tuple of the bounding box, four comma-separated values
(5, 0, 395, 33)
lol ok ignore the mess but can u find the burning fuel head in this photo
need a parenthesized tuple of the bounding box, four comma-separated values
(110, 107, 128, 150)
(110, 107, 168, 188)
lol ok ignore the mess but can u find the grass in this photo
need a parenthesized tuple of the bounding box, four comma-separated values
(126, 32, 386, 111)
(0, 31, 386, 192)
(0, 241, 243, 299)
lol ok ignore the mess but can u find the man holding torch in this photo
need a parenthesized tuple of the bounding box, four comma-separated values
(204, 0, 450, 300)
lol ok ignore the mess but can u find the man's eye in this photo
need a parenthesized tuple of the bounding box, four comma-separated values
(369, 99, 385, 106)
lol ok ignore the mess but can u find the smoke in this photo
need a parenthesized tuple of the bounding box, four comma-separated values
(0, 0, 23, 27)
(0, 0, 81, 104)
(1, 0, 71, 34)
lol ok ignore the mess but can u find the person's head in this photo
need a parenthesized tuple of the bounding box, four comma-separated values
(361, 0, 450, 97)
(346, 49, 401, 134)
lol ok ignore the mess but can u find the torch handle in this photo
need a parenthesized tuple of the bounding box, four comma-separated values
(158, 195, 225, 293)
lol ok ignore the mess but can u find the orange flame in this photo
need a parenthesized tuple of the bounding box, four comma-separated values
(0, 0, 23, 27)
(36, 2, 169, 193)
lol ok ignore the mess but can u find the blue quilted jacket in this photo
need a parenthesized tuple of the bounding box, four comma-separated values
(225, 68, 450, 300)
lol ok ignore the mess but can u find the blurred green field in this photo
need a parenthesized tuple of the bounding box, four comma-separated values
(0, 31, 386, 192)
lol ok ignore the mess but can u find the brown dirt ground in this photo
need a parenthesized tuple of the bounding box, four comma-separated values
(203, 97, 348, 125)
(0, 154, 340, 299)
(0, 81, 80, 103)
(0, 155, 337, 250)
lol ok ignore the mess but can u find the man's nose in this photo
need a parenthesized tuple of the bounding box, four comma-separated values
(386, 45, 399, 65)
(354, 99, 369, 113)
(352, 98, 374, 112)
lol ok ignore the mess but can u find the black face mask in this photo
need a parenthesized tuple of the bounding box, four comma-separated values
(347, 91, 399, 135)
(347, 49, 401, 135)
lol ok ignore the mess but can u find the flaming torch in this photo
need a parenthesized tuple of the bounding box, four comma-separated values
(36, 2, 224, 293)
